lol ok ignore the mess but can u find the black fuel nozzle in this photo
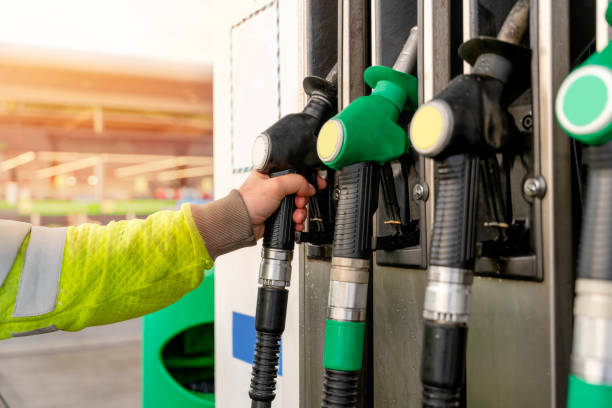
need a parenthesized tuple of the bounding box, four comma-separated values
(252, 66, 338, 175)
(409, 1, 530, 406)
(248, 65, 338, 408)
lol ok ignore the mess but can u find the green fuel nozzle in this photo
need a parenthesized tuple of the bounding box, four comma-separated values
(318, 26, 419, 408)
(248, 65, 338, 408)
(556, 3, 612, 146)
(316, 28, 418, 171)
(556, 3, 612, 408)
(409, 1, 531, 407)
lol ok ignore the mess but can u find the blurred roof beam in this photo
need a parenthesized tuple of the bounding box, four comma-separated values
(35, 151, 210, 164)
(1, 151, 36, 171)
(157, 165, 214, 181)
(115, 156, 212, 178)
(36, 156, 100, 179)
(35, 153, 213, 179)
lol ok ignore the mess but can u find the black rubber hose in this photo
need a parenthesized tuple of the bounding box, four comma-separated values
(332, 162, 380, 259)
(251, 400, 273, 408)
(429, 154, 480, 269)
(249, 287, 289, 406)
(421, 321, 467, 408)
(322, 369, 360, 407)
(577, 144, 612, 282)
(250, 331, 281, 407)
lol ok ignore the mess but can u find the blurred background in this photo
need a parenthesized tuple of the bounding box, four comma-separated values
(0, 1, 213, 406)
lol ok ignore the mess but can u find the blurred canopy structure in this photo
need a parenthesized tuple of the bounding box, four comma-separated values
(0, 0, 214, 225)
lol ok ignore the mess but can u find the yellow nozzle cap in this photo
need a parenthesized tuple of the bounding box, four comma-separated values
(317, 119, 344, 163)
(409, 100, 453, 156)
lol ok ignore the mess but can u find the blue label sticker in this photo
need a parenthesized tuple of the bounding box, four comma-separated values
(232, 311, 282, 375)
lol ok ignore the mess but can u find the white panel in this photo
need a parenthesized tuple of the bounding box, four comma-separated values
(213, 0, 301, 406)
(230, 3, 280, 173)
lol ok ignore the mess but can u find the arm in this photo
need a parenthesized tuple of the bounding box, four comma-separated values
(0, 172, 319, 340)
(0, 203, 214, 339)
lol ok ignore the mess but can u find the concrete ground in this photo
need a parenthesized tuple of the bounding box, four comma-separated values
(0, 319, 141, 408)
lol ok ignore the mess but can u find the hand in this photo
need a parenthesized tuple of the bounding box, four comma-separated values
(239, 171, 327, 239)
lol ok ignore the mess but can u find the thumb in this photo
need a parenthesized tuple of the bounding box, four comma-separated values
(272, 174, 316, 198)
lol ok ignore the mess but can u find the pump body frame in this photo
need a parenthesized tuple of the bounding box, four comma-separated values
(299, 1, 576, 407)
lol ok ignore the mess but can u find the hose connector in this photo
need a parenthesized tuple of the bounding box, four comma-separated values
(259, 248, 293, 288)
(423, 266, 473, 324)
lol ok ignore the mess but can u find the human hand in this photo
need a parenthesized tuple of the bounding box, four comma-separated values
(239, 171, 327, 239)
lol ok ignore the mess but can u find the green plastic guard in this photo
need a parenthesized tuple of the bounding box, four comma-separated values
(556, 1, 612, 146)
(142, 269, 215, 407)
(317, 65, 418, 170)
(322, 320, 366, 372)
(567, 375, 612, 408)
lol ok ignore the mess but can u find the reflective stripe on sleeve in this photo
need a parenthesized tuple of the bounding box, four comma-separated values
(0, 220, 32, 288)
(11, 325, 58, 337)
(12, 226, 68, 318)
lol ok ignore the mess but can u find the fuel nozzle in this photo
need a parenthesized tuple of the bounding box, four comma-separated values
(252, 66, 338, 174)
(556, 8, 612, 146)
(555, 2, 612, 406)
(409, 1, 530, 406)
(248, 65, 338, 408)
(318, 26, 420, 251)
(317, 26, 419, 408)
(410, 0, 529, 159)
(317, 27, 418, 170)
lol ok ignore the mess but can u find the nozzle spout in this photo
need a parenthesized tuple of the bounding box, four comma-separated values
(325, 63, 339, 87)
(471, 0, 530, 83)
(392, 26, 418, 75)
(497, 0, 529, 45)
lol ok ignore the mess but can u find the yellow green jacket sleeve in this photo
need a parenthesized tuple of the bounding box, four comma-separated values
(0, 204, 213, 339)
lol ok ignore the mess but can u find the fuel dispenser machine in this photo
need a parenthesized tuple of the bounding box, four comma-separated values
(212, 0, 597, 407)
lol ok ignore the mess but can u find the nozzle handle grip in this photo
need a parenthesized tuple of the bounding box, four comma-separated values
(332, 162, 380, 259)
(430, 154, 479, 269)
(263, 170, 296, 251)
(578, 144, 612, 281)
